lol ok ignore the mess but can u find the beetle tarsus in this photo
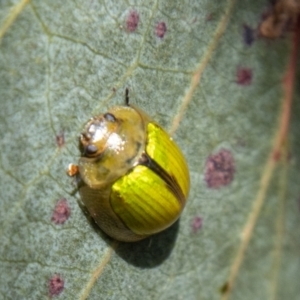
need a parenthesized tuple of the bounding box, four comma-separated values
(67, 163, 79, 177)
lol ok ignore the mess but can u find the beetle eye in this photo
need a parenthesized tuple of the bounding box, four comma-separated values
(104, 113, 116, 122)
(85, 144, 98, 156)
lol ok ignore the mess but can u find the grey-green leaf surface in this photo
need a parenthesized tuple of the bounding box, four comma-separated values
(0, 0, 300, 299)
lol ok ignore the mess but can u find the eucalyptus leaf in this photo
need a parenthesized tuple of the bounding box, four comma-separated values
(1, 1, 300, 299)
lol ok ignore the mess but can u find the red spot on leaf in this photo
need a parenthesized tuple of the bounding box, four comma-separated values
(191, 216, 203, 233)
(51, 198, 71, 225)
(49, 274, 64, 297)
(236, 67, 253, 86)
(204, 149, 235, 188)
(156, 21, 167, 38)
(126, 10, 139, 32)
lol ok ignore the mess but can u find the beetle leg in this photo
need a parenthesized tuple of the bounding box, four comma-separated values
(67, 163, 79, 177)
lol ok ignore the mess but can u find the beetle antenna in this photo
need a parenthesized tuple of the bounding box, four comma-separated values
(125, 88, 130, 106)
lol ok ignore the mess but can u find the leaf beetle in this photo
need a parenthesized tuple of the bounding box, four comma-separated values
(69, 89, 190, 242)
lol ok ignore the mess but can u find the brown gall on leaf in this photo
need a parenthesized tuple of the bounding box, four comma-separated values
(236, 67, 253, 86)
(220, 281, 230, 294)
(126, 10, 139, 32)
(49, 274, 64, 297)
(259, 0, 300, 38)
(191, 216, 203, 233)
(51, 198, 71, 225)
(272, 149, 281, 161)
(272, 149, 292, 162)
(156, 22, 167, 38)
(204, 149, 235, 189)
(67, 163, 79, 177)
(55, 131, 65, 148)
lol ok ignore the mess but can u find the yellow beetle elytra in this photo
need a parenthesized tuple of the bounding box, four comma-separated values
(74, 90, 189, 242)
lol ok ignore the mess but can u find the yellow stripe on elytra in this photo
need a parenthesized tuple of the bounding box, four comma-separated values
(146, 122, 190, 198)
(113, 167, 180, 223)
(120, 184, 170, 225)
(111, 165, 181, 235)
